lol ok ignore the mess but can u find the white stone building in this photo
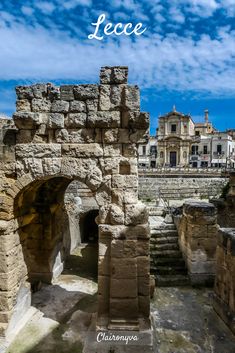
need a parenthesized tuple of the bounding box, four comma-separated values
(190, 132, 235, 168)
(138, 108, 235, 169)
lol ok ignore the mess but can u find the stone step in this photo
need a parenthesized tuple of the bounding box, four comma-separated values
(154, 274, 190, 287)
(150, 230, 178, 237)
(151, 236, 179, 244)
(150, 224, 176, 231)
(152, 243, 179, 251)
(154, 265, 188, 275)
(150, 227, 178, 236)
(151, 250, 182, 258)
(151, 257, 186, 266)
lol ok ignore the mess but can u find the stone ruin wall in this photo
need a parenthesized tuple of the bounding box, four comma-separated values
(0, 66, 151, 337)
(139, 176, 228, 202)
(213, 228, 235, 335)
(212, 172, 235, 334)
(175, 176, 235, 333)
(175, 201, 218, 286)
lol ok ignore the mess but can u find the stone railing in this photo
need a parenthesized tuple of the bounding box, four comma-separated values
(213, 228, 235, 334)
(138, 167, 231, 176)
(175, 201, 218, 285)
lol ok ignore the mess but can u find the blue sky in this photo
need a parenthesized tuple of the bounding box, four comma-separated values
(0, 0, 235, 135)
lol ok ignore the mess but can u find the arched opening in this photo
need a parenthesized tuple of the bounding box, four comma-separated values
(14, 176, 99, 298)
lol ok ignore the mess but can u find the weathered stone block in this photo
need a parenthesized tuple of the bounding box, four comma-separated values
(102, 129, 119, 143)
(96, 180, 112, 206)
(109, 204, 124, 225)
(103, 144, 122, 157)
(138, 276, 150, 296)
(138, 295, 150, 317)
(126, 224, 150, 240)
(110, 298, 138, 319)
(16, 100, 31, 112)
(122, 111, 150, 129)
(13, 112, 42, 129)
(110, 278, 137, 298)
(99, 85, 111, 111)
(73, 84, 99, 100)
(51, 100, 69, 113)
(32, 83, 47, 98)
(100, 66, 128, 84)
(111, 258, 137, 279)
(69, 101, 86, 113)
(137, 256, 150, 277)
(99, 157, 120, 175)
(183, 201, 217, 225)
(62, 143, 103, 158)
(86, 99, 98, 112)
(118, 129, 130, 144)
(61, 157, 91, 180)
(31, 99, 51, 112)
(87, 112, 120, 128)
(15, 86, 34, 100)
(15, 143, 61, 158)
(122, 144, 138, 157)
(0, 292, 14, 311)
(111, 239, 137, 258)
(130, 129, 149, 143)
(16, 130, 32, 144)
(55, 128, 95, 144)
(112, 188, 138, 205)
(99, 85, 124, 111)
(123, 86, 140, 111)
(112, 175, 138, 189)
(42, 158, 61, 175)
(48, 113, 64, 128)
(125, 203, 148, 225)
(65, 113, 87, 128)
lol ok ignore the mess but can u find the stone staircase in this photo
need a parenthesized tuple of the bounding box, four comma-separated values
(150, 214, 190, 286)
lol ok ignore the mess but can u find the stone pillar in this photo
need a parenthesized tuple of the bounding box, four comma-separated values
(213, 228, 235, 334)
(179, 201, 218, 285)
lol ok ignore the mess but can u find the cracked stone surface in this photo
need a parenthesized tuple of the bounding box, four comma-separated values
(152, 287, 235, 353)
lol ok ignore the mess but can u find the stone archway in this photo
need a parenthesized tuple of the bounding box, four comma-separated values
(0, 66, 151, 338)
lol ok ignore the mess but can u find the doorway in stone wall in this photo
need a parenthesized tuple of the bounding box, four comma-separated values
(64, 181, 99, 280)
(12, 177, 99, 352)
(170, 151, 177, 167)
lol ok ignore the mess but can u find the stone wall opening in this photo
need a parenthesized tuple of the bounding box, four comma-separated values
(80, 209, 99, 243)
(14, 176, 75, 287)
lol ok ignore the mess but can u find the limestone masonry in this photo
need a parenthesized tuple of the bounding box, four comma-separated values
(0, 66, 151, 337)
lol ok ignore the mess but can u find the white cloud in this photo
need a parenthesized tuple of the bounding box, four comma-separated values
(35, 1, 56, 14)
(21, 6, 35, 16)
(0, 2, 234, 100)
(169, 7, 185, 24)
(61, 0, 93, 10)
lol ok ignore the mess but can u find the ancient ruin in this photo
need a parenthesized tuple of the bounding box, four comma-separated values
(0, 66, 235, 353)
(0, 66, 151, 339)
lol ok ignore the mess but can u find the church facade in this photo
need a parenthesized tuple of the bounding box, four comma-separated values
(156, 108, 195, 167)
(138, 107, 235, 169)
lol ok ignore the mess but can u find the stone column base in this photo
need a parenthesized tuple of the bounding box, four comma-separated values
(83, 314, 156, 353)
